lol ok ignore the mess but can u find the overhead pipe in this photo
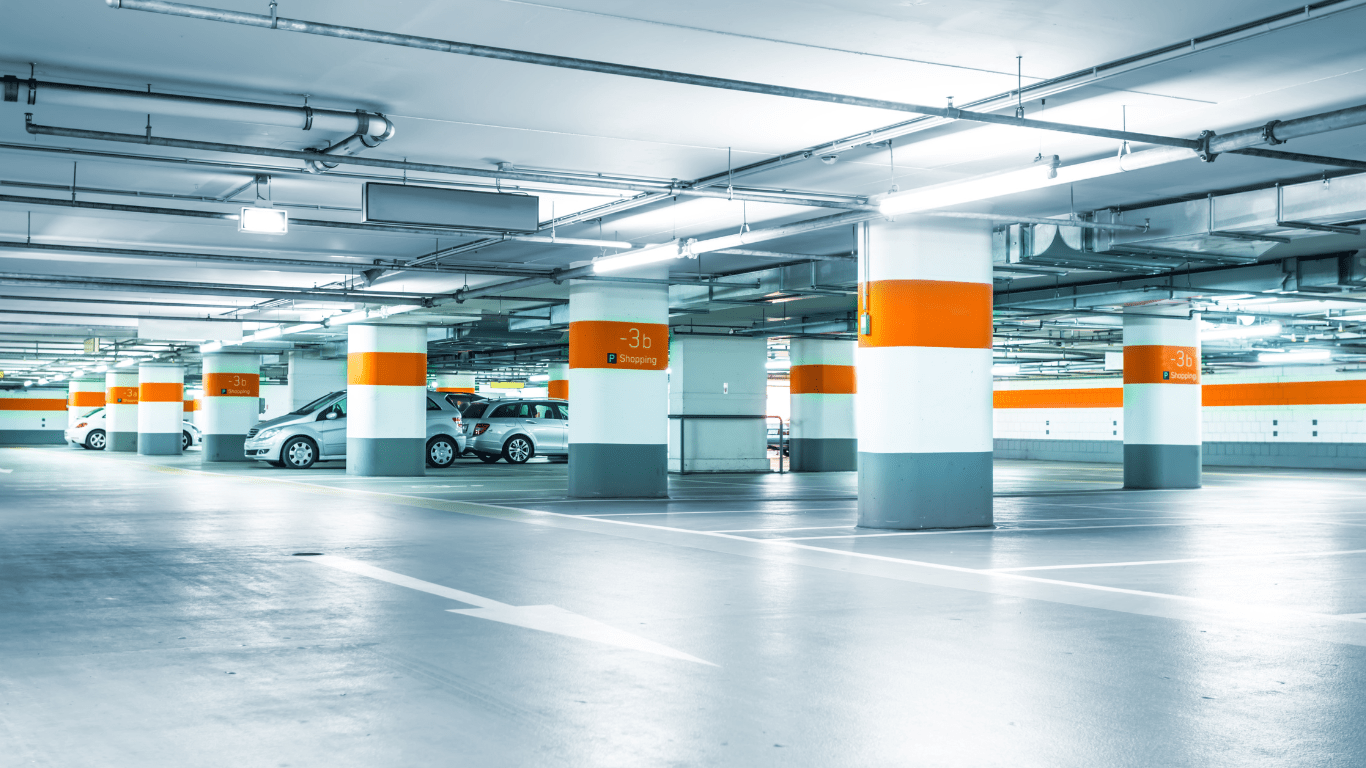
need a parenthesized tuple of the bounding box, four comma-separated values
(105, 0, 1204, 151)
(20, 117, 868, 211)
(0, 271, 436, 305)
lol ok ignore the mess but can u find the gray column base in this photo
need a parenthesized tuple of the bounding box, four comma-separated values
(0, 430, 67, 445)
(347, 437, 425, 477)
(569, 443, 667, 498)
(1124, 443, 1201, 489)
(790, 438, 857, 472)
(108, 432, 138, 452)
(138, 432, 182, 456)
(857, 451, 993, 530)
(203, 434, 249, 462)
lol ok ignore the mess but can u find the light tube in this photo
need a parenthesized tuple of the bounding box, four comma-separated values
(1202, 322, 1282, 341)
(592, 241, 680, 274)
(878, 156, 1059, 216)
(239, 206, 289, 234)
(1257, 349, 1331, 363)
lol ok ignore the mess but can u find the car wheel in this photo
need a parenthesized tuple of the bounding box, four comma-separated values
(503, 436, 533, 464)
(85, 429, 106, 450)
(476, 452, 501, 463)
(427, 436, 457, 468)
(182, 431, 192, 450)
(281, 437, 318, 469)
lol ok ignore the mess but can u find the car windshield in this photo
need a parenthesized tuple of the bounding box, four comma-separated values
(291, 391, 342, 415)
(84, 408, 104, 418)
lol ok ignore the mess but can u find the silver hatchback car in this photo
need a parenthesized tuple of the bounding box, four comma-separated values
(464, 398, 568, 463)
(243, 390, 467, 469)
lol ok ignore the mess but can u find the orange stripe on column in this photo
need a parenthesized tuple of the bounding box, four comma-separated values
(858, 280, 992, 348)
(203, 372, 260, 397)
(568, 320, 668, 370)
(347, 352, 427, 386)
(69, 392, 105, 407)
(1205, 380, 1366, 406)
(107, 386, 139, 404)
(1124, 346, 1200, 384)
(790, 364, 856, 395)
(548, 380, 568, 399)
(994, 388, 1124, 408)
(0, 399, 68, 411)
(139, 382, 184, 402)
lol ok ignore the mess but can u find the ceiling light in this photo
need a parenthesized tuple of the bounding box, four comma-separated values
(1258, 349, 1331, 363)
(529, 374, 550, 382)
(23, 380, 33, 387)
(239, 206, 289, 235)
(1202, 322, 1282, 341)
(115, 359, 137, 368)
(325, 306, 422, 327)
(592, 241, 681, 274)
(765, 359, 791, 369)
(878, 156, 1059, 217)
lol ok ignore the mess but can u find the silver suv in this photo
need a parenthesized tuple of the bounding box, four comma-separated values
(243, 390, 466, 469)
(465, 398, 568, 464)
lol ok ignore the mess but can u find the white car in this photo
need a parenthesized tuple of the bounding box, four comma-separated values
(65, 408, 203, 451)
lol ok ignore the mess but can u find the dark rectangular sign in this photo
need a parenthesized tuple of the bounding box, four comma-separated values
(364, 183, 539, 232)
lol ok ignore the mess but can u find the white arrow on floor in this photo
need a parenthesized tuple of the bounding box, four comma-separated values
(303, 554, 712, 665)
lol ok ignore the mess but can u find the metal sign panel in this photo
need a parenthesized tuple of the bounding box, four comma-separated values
(364, 183, 539, 232)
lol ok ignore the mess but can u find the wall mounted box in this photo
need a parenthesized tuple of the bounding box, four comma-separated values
(364, 183, 538, 232)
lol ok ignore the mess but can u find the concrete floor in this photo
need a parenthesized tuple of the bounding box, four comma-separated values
(2, 446, 1364, 767)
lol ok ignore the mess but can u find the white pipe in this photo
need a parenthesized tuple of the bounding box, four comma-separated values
(16, 79, 393, 137)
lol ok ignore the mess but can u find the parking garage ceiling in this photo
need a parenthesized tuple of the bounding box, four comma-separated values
(5, 0, 1366, 383)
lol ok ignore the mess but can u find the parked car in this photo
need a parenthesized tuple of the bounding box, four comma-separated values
(242, 390, 467, 469)
(767, 422, 789, 455)
(441, 391, 488, 414)
(65, 408, 202, 451)
(464, 398, 568, 464)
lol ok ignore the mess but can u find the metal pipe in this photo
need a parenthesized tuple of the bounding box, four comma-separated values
(22, 118, 868, 211)
(3, 77, 392, 137)
(105, 0, 1201, 151)
(713, 248, 856, 262)
(0, 271, 434, 305)
(924, 212, 1148, 232)
(0, 188, 631, 248)
(1212, 104, 1366, 154)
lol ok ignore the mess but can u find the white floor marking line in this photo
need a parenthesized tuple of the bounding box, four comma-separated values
(303, 555, 713, 666)
(581, 507, 856, 518)
(0, 468, 12, 473)
(989, 549, 1366, 572)
(708, 525, 855, 533)
(780, 517, 1366, 540)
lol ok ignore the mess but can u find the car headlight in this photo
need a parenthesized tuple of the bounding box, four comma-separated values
(75, 422, 88, 429)
(255, 427, 283, 440)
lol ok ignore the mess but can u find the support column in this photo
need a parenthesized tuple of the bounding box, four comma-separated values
(105, 370, 139, 452)
(548, 363, 568, 400)
(201, 353, 260, 462)
(568, 271, 669, 497)
(668, 336, 768, 473)
(347, 325, 426, 477)
(137, 363, 184, 455)
(856, 217, 993, 529)
(433, 373, 476, 394)
(287, 352, 346, 410)
(1123, 309, 1202, 488)
(789, 338, 857, 471)
(67, 377, 105, 428)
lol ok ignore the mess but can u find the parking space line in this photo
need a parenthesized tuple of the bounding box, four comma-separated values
(707, 525, 855, 533)
(988, 549, 1366, 572)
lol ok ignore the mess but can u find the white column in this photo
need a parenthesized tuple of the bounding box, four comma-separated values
(856, 217, 994, 529)
(201, 353, 260, 462)
(137, 363, 185, 455)
(548, 363, 568, 401)
(433, 372, 476, 393)
(1123, 309, 1202, 488)
(105, 370, 139, 452)
(347, 325, 427, 476)
(668, 336, 768, 472)
(568, 268, 669, 497)
(67, 377, 105, 428)
(789, 338, 857, 471)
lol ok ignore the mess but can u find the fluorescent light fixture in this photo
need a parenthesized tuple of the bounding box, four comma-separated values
(116, 359, 137, 368)
(992, 364, 1022, 376)
(37, 378, 48, 385)
(878, 156, 1059, 217)
(95, 364, 109, 372)
(529, 374, 550, 382)
(1202, 322, 1282, 342)
(1258, 349, 1331, 363)
(23, 380, 33, 387)
(239, 206, 289, 234)
(592, 240, 680, 274)
(765, 359, 791, 369)
(324, 306, 423, 327)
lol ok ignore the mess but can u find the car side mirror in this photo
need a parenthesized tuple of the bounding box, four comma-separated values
(325, 411, 339, 420)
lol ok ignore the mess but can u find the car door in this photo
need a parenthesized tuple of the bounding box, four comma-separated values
(525, 402, 564, 452)
(316, 398, 347, 456)
(549, 403, 569, 454)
